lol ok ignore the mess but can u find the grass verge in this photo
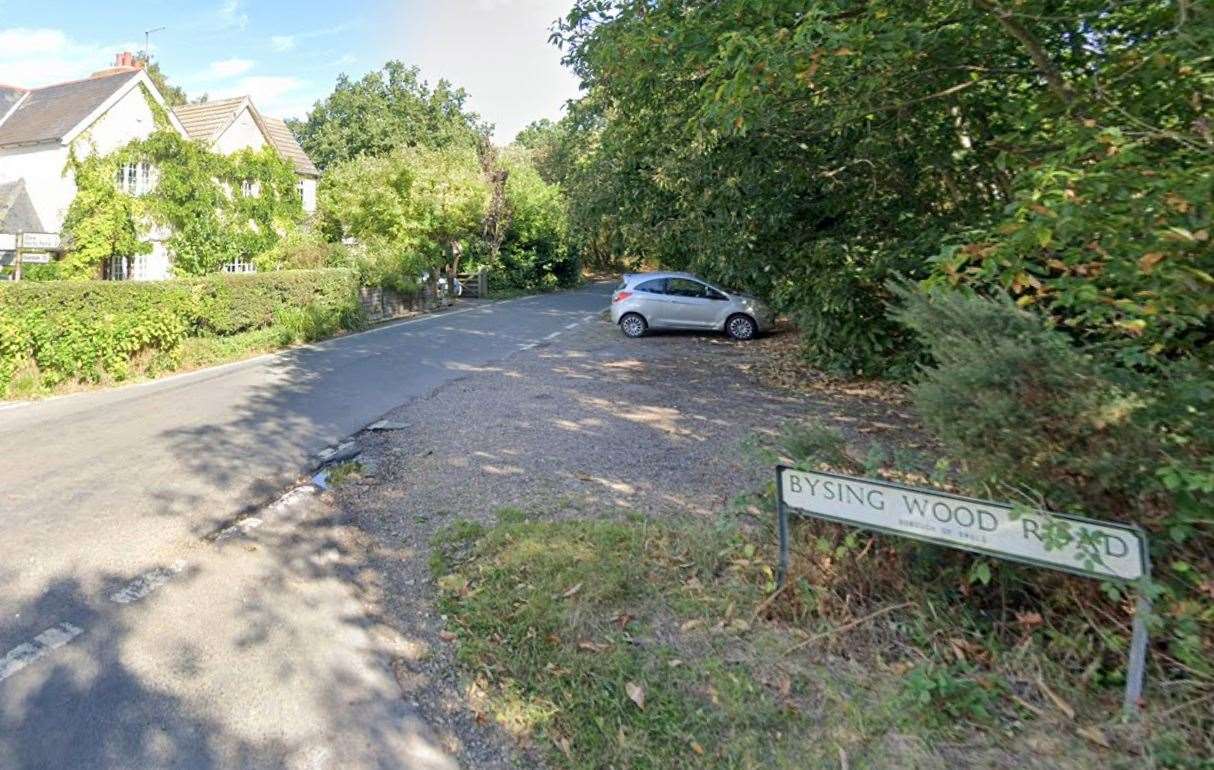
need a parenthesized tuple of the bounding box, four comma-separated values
(431, 511, 1127, 769)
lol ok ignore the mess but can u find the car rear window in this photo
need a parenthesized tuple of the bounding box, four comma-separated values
(635, 278, 666, 293)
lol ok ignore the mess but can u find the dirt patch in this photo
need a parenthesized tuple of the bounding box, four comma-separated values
(319, 319, 914, 766)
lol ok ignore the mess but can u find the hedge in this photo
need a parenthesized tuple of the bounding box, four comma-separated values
(0, 269, 362, 393)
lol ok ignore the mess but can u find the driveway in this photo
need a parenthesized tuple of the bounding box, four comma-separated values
(0, 285, 611, 770)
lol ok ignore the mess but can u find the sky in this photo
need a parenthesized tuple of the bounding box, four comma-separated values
(0, 0, 582, 142)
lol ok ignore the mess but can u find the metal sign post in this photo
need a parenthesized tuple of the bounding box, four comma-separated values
(774, 465, 1152, 718)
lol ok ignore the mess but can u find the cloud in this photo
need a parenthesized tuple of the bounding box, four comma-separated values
(0, 27, 139, 87)
(207, 58, 255, 78)
(271, 35, 296, 53)
(205, 75, 312, 119)
(218, 0, 249, 30)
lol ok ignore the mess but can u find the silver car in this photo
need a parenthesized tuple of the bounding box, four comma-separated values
(610, 272, 775, 340)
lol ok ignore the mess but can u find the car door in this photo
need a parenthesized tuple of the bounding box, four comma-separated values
(630, 278, 671, 326)
(662, 278, 726, 328)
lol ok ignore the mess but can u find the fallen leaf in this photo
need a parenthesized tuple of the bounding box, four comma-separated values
(438, 630, 457, 642)
(577, 640, 609, 653)
(1139, 251, 1166, 273)
(1037, 677, 1075, 720)
(553, 734, 573, 761)
(778, 675, 792, 698)
(613, 612, 635, 629)
(1077, 726, 1111, 749)
(680, 618, 705, 632)
(690, 740, 705, 755)
(560, 583, 583, 599)
(626, 682, 646, 710)
(1016, 611, 1044, 629)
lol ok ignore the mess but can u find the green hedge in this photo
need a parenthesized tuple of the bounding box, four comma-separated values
(0, 269, 362, 393)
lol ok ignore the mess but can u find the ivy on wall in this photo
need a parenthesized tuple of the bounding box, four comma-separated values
(60, 87, 304, 279)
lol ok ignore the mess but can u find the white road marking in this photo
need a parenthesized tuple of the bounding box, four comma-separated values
(109, 561, 187, 604)
(544, 331, 562, 340)
(0, 622, 84, 682)
(564, 322, 580, 330)
(518, 342, 538, 351)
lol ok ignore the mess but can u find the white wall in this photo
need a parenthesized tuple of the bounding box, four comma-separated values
(214, 106, 267, 155)
(300, 176, 317, 214)
(0, 144, 71, 234)
(0, 80, 162, 236)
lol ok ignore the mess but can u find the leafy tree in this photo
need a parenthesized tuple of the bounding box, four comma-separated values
(553, 0, 1212, 375)
(513, 118, 576, 187)
(289, 61, 486, 170)
(318, 145, 489, 296)
(135, 55, 187, 107)
(496, 147, 578, 289)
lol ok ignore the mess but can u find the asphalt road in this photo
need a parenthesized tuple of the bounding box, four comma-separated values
(0, 283, 612, 769)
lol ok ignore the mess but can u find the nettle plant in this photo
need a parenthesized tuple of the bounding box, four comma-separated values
(61, 89, 304, 278)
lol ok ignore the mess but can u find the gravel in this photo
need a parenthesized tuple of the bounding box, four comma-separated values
(317, 316, 912, 767)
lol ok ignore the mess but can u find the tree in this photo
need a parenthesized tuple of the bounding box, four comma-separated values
(289, 61, 486, 170)
(318, 145, 488, 301)
(135, 54, 187, 107)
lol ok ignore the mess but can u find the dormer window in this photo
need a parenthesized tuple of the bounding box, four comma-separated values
(116, 162, 154, 196)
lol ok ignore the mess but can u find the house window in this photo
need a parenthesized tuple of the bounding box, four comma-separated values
(222, 258, 256, 274)
(103, 256, 130, 280)
(115, 162, 154, 195)
(296, 180, 305, 199)
(240, 179, 258, 197)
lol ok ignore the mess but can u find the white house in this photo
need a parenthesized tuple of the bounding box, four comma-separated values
(0, 52, 319, 280)
(172, 96, 319, 214)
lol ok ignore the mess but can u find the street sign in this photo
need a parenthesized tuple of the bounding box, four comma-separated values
(19, 232, 60, 250)
(779, 467, 1146, 580)
(19, 251, 50, 264)
(774, 465, 1152, 716)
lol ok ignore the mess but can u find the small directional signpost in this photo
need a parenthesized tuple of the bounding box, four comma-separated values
(775, 466, 1151, 716)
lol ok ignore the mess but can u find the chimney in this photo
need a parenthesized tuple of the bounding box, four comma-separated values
(91, 51, 141, 78)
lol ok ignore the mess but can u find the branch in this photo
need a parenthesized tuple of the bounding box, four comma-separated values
(972, 0, 1075, 106)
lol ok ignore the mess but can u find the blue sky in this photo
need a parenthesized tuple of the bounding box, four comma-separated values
(0, 0, 582, 142)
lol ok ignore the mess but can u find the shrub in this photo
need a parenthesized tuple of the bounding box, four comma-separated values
(189, 269, 362, 335)
(0, 268, 362, 395)
(891, 287, 1164, 514)
(892, 286, 1214, 688)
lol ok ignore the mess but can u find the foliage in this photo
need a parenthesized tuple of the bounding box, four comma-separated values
(61, 128, 305, 278)
(58, 148, 151, 279)
(489, 148, 579, 290)
(0, 269, 360, 395)
(893, 288, 1165, 514)
(513, 118, 577, 187)
(135, 56, 188, 107)
(552, 0, 1213, 376)
(893, 289, 1213, 687)
(434, 516, 838, 769)
(319, 144, 489, 287)
(253, 227, 351, 272)
(288, 61, 485, 171)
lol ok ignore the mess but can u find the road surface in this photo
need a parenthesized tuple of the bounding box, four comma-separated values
(0, 284, 612, 769)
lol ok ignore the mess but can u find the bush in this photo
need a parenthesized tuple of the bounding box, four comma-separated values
(891, 287, 1163, 514)
(189, 269, 362, 335)
(0, 268, 362, 395)
(892, 286, 1214, 689)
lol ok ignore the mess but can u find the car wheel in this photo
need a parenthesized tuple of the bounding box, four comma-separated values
(725, 314, 757, 341)
(619, 313, 648, 338)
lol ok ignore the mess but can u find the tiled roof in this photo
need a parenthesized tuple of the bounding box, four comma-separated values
(262, 116, 319, 177)
(0, 86, 27, 121)
(173, 98, 319, 177)
(0, 70, 139, 148)
(0, 179, 45, 234)
(171, 97, 247, 142)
